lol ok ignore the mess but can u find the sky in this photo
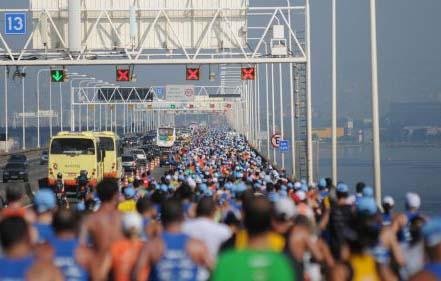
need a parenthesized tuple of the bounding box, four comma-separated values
(0, 0, 441, 127)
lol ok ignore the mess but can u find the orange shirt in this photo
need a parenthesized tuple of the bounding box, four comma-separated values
(110, 239, 147, 281)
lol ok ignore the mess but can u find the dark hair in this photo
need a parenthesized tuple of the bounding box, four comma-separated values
(161, 199, 183, 227)
(176, 183, 193, 201)
(96, 179, 119, 202)
(0, 216, 29, 249)
(343, 213, 379, 254)
(6, 186, 23, 203)
(325, 178, 333, 188)
(356, 182, 366, 194)
(196, 197, 216, 217)
(52, 209, 79, 234)
(337, 191, 349, 199)
(136, 197, 153, 214)
(243, 197, 271, 237)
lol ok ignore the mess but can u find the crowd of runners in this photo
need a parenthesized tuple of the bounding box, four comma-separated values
(0, 128, 440, 281)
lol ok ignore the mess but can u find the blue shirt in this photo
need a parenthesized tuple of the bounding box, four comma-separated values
(34, 222, 55, 243)
(0, 255, 34, 281)
(150, 232, 198, 281)
(51, 237, 89, 281)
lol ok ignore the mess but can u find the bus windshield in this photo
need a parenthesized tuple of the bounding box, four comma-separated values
(158, 128, 174, 136)
(99, 137, 115, 151)
(50, 139, 95, 155)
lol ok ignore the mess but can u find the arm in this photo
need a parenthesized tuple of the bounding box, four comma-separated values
(187, 239, 215, 270)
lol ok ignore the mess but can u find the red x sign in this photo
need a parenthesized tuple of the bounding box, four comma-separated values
(116, 69, 130, 81)
(188, 104, 194, 108)
(186, 68, 200, 80)
(241, 67, 256, 80)
(225, 103, 232, 108)
(210, 104, 215, 109)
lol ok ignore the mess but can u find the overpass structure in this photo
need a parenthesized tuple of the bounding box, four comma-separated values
(0, 0, 383, 203)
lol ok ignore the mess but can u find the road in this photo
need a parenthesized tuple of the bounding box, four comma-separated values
(0, 159, 46, 204)
(0, 158, 168, 204)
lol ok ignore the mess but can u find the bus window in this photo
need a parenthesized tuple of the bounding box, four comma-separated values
(50, 139, 95, 155)
(99, 137, 115, 151)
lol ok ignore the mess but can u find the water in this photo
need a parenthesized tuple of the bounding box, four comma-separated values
(318, 143, 441, 216)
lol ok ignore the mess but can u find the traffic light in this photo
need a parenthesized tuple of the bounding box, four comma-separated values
(186, 67, 200, 80)
(116, 68, 131, 82)
(241, 67, 256, 80)
(51, 70, 66, 82)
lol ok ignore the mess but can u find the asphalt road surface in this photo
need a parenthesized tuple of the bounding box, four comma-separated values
(0, 159, 168, 204)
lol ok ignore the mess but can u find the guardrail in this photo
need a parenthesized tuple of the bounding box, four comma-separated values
(0, 147, 47, 166)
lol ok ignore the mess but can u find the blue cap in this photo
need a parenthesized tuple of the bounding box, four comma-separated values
(356, 197, 377, 215)
(337, 183, 349, 193)
(318, 178, 327, 190)
(423, 218, 441, 247)
(362, 186, 374, 198)
(300, 183, 308, 192)
(34, 190, 56, 213)
(124, 187, 136, 199)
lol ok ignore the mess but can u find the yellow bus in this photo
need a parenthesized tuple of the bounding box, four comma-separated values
(48, 132, 104, 188)
(92, 131, 122, 180)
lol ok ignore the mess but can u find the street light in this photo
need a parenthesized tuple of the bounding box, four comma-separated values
(69, 75, 91, 131)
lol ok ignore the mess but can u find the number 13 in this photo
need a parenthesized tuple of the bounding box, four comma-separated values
(7, 16, 24, 31)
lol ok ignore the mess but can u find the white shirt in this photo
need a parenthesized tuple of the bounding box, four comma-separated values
(182, 217, 231, 257)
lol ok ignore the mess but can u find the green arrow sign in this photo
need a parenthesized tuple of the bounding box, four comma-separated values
(51, 70, 65, 82)
(170, 104, 176, 109)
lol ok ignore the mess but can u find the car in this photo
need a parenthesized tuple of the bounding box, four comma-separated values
(130, 149, 147, 164)
(8, 154, 28, 166)
(40, 151, 48, 165)
(121, 155, 137, 172)
(3, 162, 29, 183)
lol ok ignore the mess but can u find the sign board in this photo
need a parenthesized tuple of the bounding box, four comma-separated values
(97, 88, 153, 102)
(186, 68, 200, 80)
(51, 70, 66, 82)
(279, 140, 289, 152)
(154, 87, 165, 99)
(116, 68, 131, 81)
(5, 13, 26, 35)
(241, 67, 256, 80)
(271, 133, 281, 148)
(166, 85, 195, 102)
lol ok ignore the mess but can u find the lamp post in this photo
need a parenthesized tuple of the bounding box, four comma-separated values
(36, 68, 51, 148)
(69, 75, 88, 131)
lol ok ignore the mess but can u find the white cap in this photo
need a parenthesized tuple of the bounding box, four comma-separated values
(187, 178, 196, 189)
(294, 182, 302, 189)
(383, 196, 395, 206)
(274, 198, 297, 221)
(122, 212, 143, 234)
(165, 175, 172, 181)
(295, 191, 306, 201)
(406, 192, 421, 209)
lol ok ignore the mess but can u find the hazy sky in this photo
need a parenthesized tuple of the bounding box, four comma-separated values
(1, 0, 441, 127)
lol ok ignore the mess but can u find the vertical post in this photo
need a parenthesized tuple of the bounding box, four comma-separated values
(4, 67, 8, 152)
(22, 72, 26, 150)
(265, 62, 270, 159)
(271, 64, 276, 165)
(78, 103, 81, 132)
(70, 87, 74, 131)
(99, 104, 102, 131)
(279, 63, 285, 169)
(37, 72, 40, 147)
(306, 0, 314, 184)
(256, 64, 261, 151)
(86, 104, 89, 131)
(331, 0, 338, 184)
(59, 83, 63, 131)
(287, 0, 297, 177)
(123, 104, 126, 134)
(49, 77, 53, 138)
(370, 0, 382, 206)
